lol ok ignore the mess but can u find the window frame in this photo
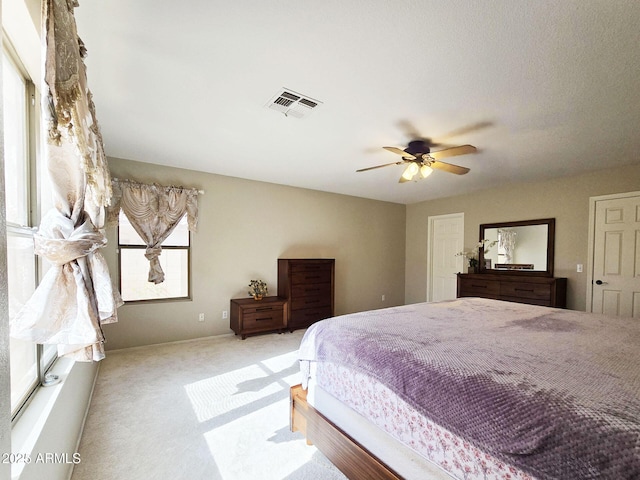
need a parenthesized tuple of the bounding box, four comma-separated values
(3, 43, 57, 422)
(117, 213, 192, 304)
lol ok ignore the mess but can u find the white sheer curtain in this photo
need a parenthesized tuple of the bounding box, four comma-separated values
(107, 178, 199, 284)
(499, 228, 517, 264)
(10, 0, 120, 362)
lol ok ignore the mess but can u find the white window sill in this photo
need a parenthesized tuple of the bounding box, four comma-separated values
(11, 358, 98, 480)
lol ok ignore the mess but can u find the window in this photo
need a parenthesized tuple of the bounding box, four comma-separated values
(118, 211, 190, 302)
(3, 48, 56, 418)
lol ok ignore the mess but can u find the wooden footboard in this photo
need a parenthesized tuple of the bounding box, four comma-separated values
(290, 384, 403, 480)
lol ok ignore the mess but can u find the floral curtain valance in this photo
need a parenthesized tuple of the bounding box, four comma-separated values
(10, 0, 120, 362)
(107, 178, 199, 284)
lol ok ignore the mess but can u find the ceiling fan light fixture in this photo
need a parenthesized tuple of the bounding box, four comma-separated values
(361, 138, 477, 182)
(401, 162, 419, 181)
(419, 164, 433, 178)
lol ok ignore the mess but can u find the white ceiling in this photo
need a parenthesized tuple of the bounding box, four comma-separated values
(74, 0, 640, 205)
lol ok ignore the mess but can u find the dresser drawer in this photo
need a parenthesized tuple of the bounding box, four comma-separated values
(290, 262, 333, 273)
(292, 283, 332, 299)
(289, 306, 333, 328)
(500, 282, 551, 301)
(290, 292, 332, 310)
(291, 269, 333, 285)
(457, 274, 567, 308)
(458, 277, 500, 297)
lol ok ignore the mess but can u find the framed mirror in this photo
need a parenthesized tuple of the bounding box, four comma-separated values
(479, 218, 555, 277)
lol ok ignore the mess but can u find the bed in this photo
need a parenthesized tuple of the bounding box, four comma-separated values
(290, 297, 640, 480)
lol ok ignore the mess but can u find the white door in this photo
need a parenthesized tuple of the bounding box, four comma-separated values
(427, 213, 464, 302)
(589, 192, 640, 317)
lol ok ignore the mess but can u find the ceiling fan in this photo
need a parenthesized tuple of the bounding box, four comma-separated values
(357, 139, 477, 183)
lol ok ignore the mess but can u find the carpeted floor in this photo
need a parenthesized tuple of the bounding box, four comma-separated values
(71, 330, 346, 480)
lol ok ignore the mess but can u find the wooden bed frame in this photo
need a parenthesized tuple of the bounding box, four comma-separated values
(290, 384, 403, 480)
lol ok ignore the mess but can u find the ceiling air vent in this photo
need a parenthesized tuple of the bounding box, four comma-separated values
(266, 88, 322, 119)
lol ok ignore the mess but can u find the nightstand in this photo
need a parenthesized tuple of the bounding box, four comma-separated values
(230, 296, 288, 339)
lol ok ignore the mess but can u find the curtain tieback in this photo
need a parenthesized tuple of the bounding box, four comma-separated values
(144, 246, 165, 284)
(144, 245, 162, 262)
(35, 216, 107, 266)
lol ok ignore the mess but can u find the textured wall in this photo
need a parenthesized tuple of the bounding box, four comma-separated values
(405, 163, 640, 311)
(102, 157, 406, 350)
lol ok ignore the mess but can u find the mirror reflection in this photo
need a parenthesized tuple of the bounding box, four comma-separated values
(482, 224, 548, 271)
(479, 218, 555, 276)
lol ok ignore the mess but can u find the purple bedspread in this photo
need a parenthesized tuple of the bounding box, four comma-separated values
(298, 298, 640, 480)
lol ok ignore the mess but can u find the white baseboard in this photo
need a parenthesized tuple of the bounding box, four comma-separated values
(106, 332, 235, 354)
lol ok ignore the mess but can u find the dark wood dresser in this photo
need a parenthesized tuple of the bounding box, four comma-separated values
(230, 296, 287, 339)
(457, 273, 567, 308)
(278, 259, 335, 331)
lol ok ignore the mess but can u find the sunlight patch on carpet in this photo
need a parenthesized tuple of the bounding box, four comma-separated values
(184, 349, 301, 423)
(203, 395, 316, 479)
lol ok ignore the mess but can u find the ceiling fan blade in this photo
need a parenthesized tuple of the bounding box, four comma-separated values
(396, 121, 450, 148)
(438, 121, 493, 141)
(356, 161, 404, 172)
(431, 160, 470, 175)
(429, 144, 477, 160)
(397, 120, 424, 141)
(383, 146, 417, 159)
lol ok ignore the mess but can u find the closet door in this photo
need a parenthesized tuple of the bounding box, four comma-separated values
(591, 193, 640, 317)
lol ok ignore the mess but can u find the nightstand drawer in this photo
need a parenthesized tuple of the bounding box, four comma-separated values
(240, 303, 283, 316)
(242, 311, 284, 331)
(500, 282, 551, 301)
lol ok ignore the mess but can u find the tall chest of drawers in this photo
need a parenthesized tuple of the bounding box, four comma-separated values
(278, 259, 335, 331)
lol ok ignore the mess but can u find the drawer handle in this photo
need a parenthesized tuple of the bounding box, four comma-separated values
(255, 307, 273, 312)
(256, 317, 273, 322)
(471, 284, 487, 288)
(514, 288, 534, 292)
(305, 275, 321, 280)
(305, 299, 320, 304)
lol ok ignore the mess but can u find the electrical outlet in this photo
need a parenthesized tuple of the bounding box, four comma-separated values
(381, 294, 386, 302)
(577, 264, 583, 273)
(198, 313, 205, 322)
(222, 310, 228, 319)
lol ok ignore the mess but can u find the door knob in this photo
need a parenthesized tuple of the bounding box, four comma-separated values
(595, 280, 607, 285)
